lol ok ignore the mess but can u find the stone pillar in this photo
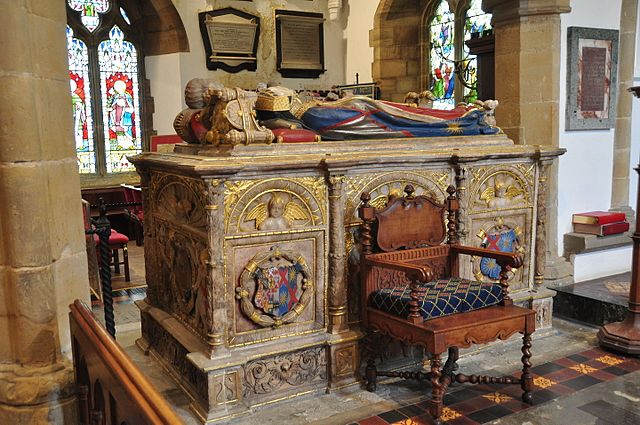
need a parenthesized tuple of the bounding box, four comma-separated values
(328, 175, 347, 334)
(483, 0, 573, 286)
(204, 178, 227, 356)
(0, 0, 89, 422)
(611, 0, 639, 215)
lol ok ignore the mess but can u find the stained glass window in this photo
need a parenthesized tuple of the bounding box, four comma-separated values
(463, 0, 493, 103)
(120, 7, 131, 25)
(99, 26, 142, 173)
(66, 26, 96, 174)
(67, 0, 110, 32)
(66, 2, 145, 177)
(429, 1, 456, 109)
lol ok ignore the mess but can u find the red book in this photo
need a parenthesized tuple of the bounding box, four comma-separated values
(572, 211, 627, 225)
(573, 221, 630, 236)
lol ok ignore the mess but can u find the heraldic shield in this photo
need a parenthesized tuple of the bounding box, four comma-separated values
(253, 264, 304, 317)
(479, 228, 518, 280)
(236, 246, 313, 327)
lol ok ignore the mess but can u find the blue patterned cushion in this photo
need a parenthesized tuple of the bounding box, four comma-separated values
(370, 278, 503, 321)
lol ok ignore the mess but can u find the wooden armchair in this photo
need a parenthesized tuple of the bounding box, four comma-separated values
(358, 185, 534, 425)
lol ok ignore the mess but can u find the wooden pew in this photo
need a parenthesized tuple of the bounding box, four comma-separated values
(69, 300, 183, 425)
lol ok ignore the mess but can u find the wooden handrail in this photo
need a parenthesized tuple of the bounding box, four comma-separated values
(69, 300, 183, 425)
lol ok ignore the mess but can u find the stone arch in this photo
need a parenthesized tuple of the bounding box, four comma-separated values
(371, 0, 433, 102)
(372, 0, 482, 102)
(122, 0, 189, 56)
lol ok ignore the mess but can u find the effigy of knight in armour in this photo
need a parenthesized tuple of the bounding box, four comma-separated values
(131, 78, 563, 423)
(173, 78, 500, 145)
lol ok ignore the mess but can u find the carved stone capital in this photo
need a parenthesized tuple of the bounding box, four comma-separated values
(0, 361, 75, 406)
(328, 175, 347, 187)
(482, 0, 571, 24)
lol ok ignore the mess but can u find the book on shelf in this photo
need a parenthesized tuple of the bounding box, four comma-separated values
(572, 221, 630, 236)
(572, 211, 627, 225)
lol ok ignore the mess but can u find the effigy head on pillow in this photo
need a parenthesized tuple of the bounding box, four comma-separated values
(254, 86, 321, 143)
(174, 78, 222, 144)
(174, 78, 275, 146)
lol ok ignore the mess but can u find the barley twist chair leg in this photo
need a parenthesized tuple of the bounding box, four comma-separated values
(521, 332, 533, 404)
(429, 353, 444, 425)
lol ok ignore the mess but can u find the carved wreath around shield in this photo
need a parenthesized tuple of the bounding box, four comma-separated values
(236, 247, 313, 328)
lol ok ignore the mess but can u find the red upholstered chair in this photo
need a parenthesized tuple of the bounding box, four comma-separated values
(94, 229, 130, 282)
(358, 185, 534, 425)
(121, 184, 143, 246)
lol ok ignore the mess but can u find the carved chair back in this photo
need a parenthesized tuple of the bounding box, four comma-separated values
(374, 186, 447, 252)
(358, 185, 461, 322)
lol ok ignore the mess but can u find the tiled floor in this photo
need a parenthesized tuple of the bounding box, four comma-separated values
(351, 347, 640, 425)
(91, 246, 640, 425)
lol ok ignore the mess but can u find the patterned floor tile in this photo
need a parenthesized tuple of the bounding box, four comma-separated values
(358, 416, 389, 425)
(355, 346, 640, 425)
(395, 415, 432, 425)
(398, 404, 426, 418)
(566, 353, 590, 363)
(446, 417, 477, 425)
(378, 410, 408, 423)
(544, 368, 581, 382)
(561, 375, 602, 391)
(530, 362, 564, 375)
(602, 365, 629, 376)
(449, 396, 494, 414)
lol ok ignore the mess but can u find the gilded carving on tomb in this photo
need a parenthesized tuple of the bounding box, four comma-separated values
(155, 221, 211, 338)
(245, 193, 310, 231)
(334, 345, 357, 378)
(227, 234, 325, 347)
(141, 318, 209, 402)
(224, 177, 326, 234)
(211, 371, 240, 406)
(514, 163, 536, 187)
(236, 246, 314, 328)
(468, 167, 532, 212)
(242, 346, 327, 398)
(151, 173, 208, 233)
(344, 170, 450, 225)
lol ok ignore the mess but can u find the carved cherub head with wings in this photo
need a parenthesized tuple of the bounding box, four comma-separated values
(480, 175, 524, 208)
(245, 192, 310, 231)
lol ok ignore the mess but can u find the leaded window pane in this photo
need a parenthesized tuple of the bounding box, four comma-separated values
(98, 26, 142, 173)
(120, 7, 131, 25)
(67, 0, 110, 32)
(66, 26, 96, 174)
(463, 0, 493, 103)
(429, 1, 456, 109)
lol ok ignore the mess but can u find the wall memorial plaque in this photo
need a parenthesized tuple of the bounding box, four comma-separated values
(198, 8, 260, 73)
(566, 27, 619, 130)
(335, 83, 380, 99)
(275, 10, 325, 78)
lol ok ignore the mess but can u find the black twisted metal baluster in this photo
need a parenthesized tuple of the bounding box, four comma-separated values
(95, 198, 115, 338)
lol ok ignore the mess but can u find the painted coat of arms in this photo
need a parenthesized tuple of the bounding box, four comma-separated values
(253, 264, 304, 317)
(236, 246, 314, 327)
(476, 223, 522, 281)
